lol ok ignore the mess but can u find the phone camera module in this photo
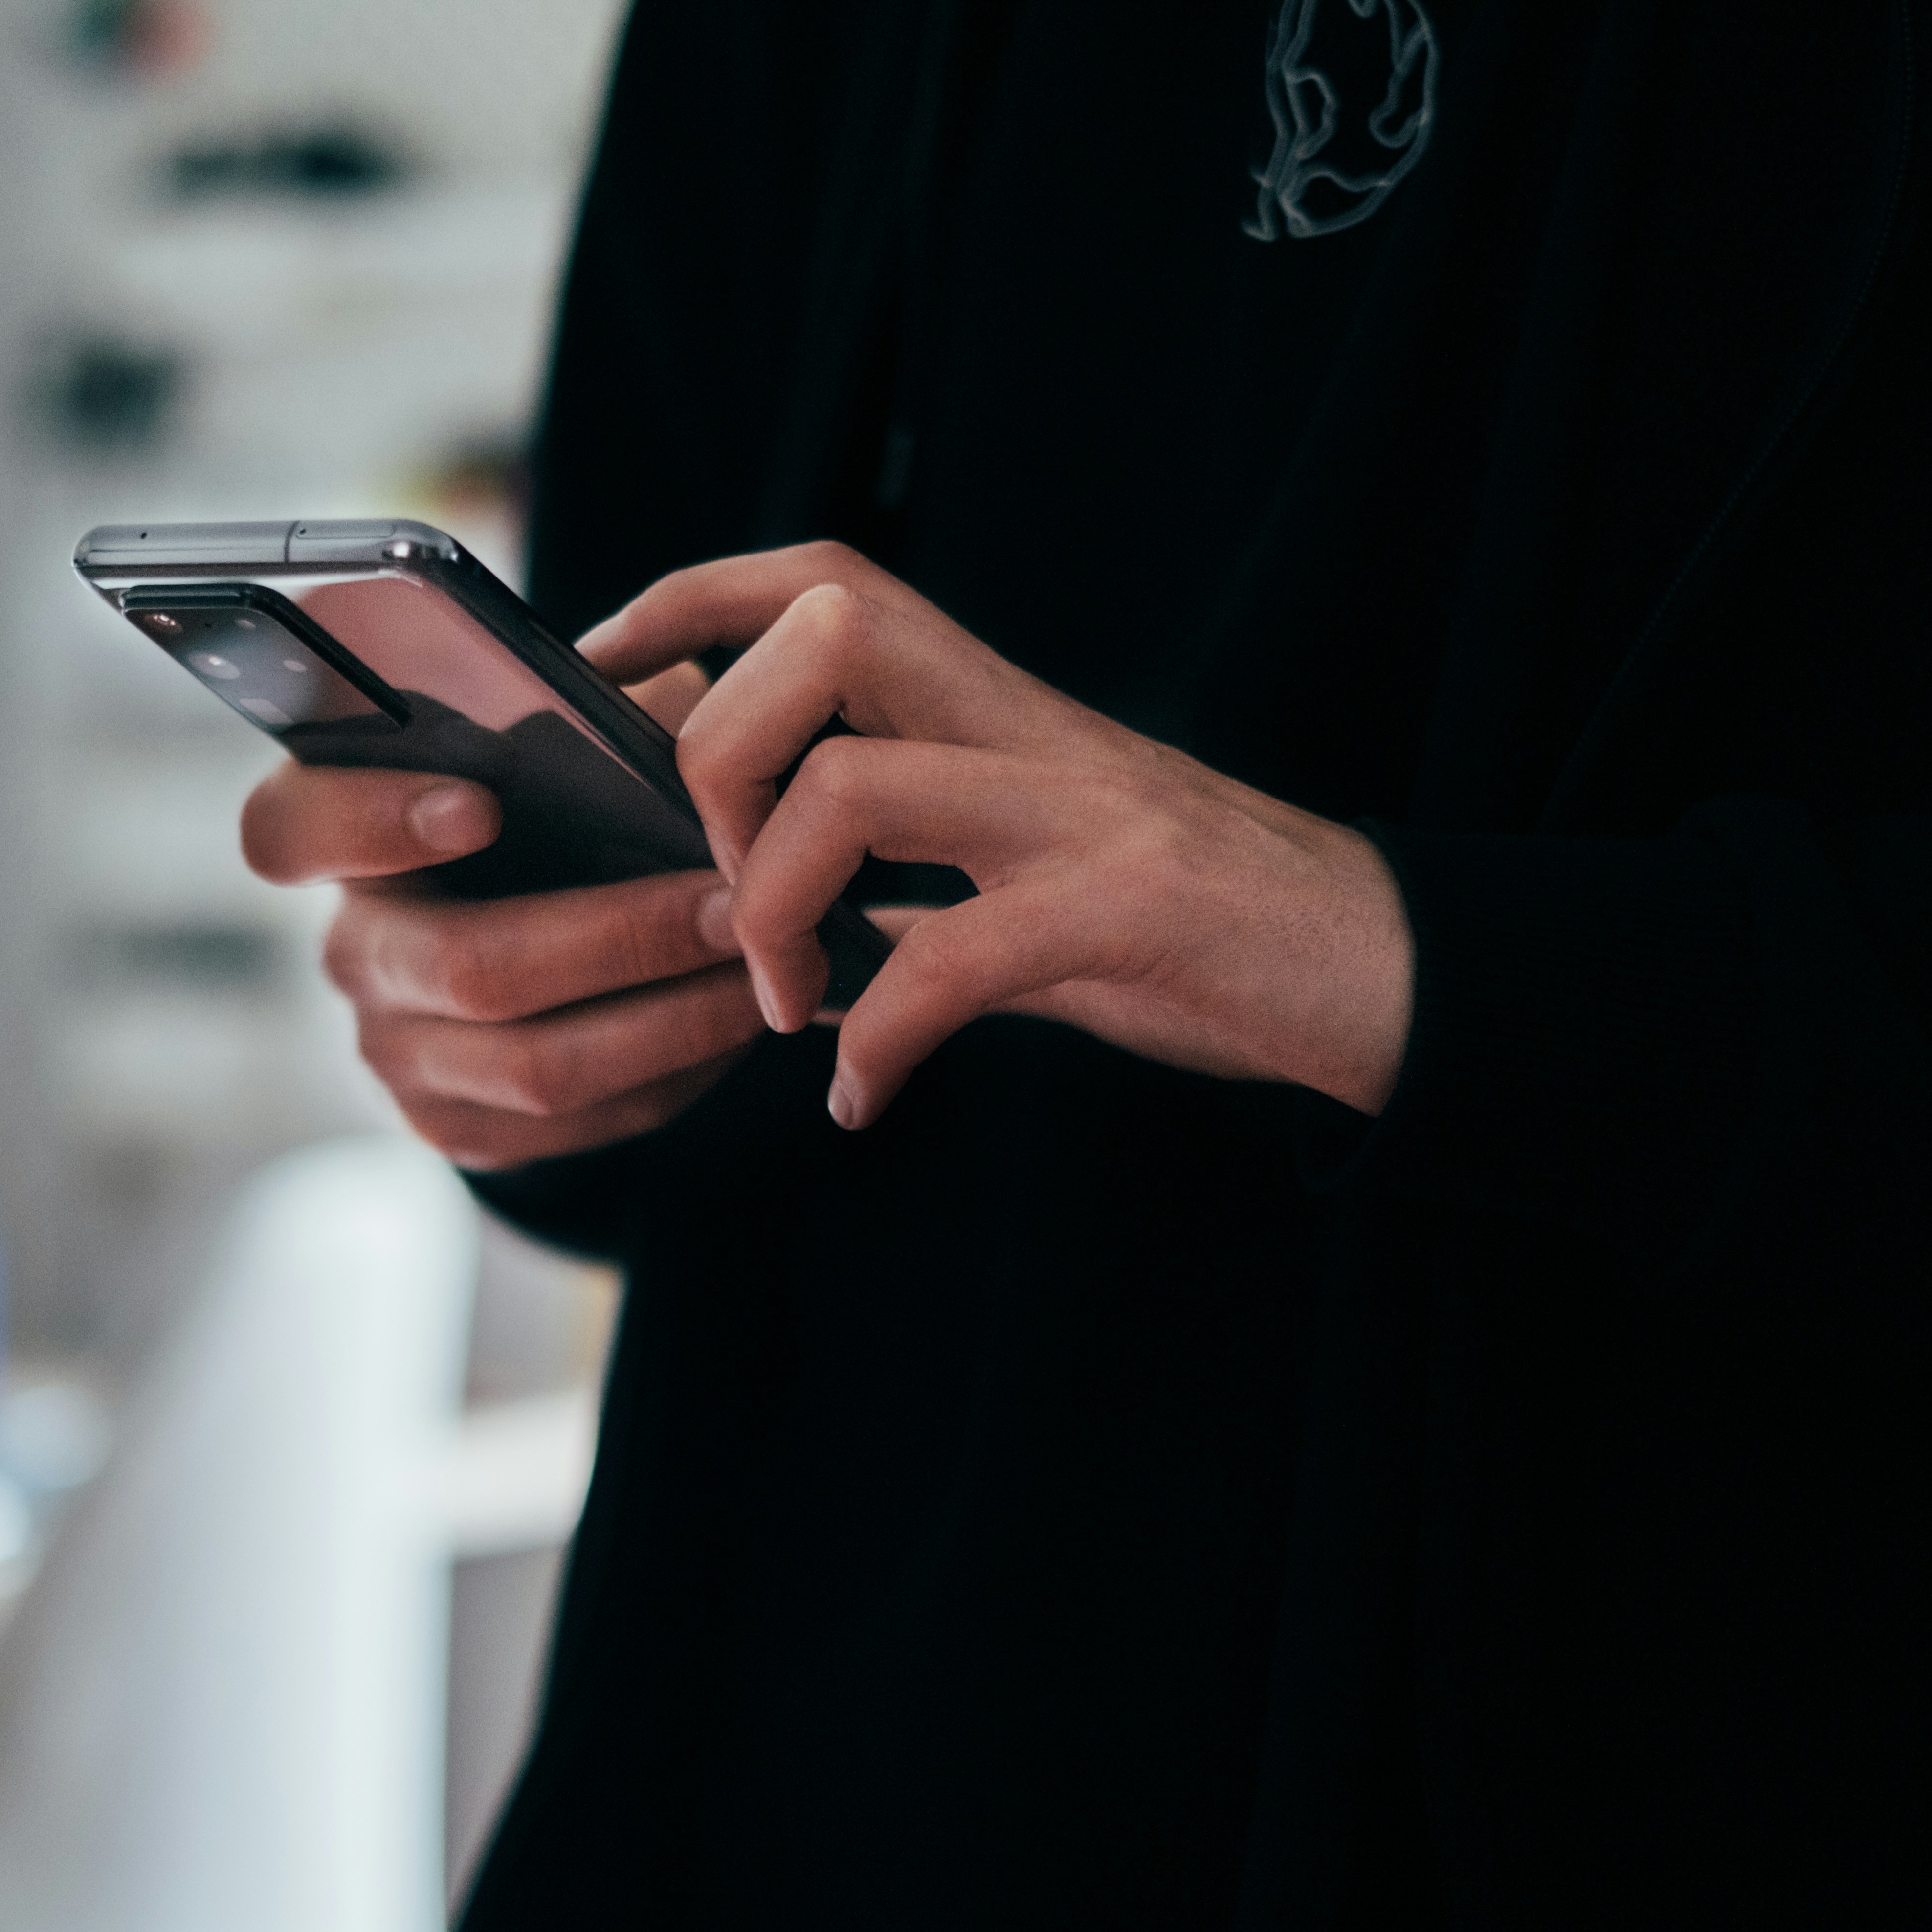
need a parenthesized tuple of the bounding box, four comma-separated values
(192, 652, 243, 680)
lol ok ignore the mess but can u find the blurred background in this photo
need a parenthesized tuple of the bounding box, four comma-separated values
(0, 0, 633, 1919)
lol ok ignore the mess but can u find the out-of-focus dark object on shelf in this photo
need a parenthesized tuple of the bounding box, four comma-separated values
(69, 0, 209, 77)
(79, 923, 281, 993)
(165, 124, 410, 202)
(34, 338, 186, 452)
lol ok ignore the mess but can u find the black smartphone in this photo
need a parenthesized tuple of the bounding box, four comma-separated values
(73, 518, 891, 1007)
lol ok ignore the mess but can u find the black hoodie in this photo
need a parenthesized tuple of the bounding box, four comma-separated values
(461, 3, 1932, 1925)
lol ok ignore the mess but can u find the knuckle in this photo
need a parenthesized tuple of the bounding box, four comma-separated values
(675, 715, 725, 790)
(798, 537, 859, 578)
(896, 914, 968, 987)
(424, 908, 532, 1022)
(319, 912, 364, 998)
(723, 879, 775, 951)
(646, 561, 696, 603)
(353, 1014, 407, 1089)
(1083, 770, 1186, 870)
(1132, 806, 1201, 878)
(792, 580, 869, 661)
(495, 1030, 568, 1118)
(433, 933, 509, 1023)
(603, 903, 659, 993)
(798, 733, 868, 808)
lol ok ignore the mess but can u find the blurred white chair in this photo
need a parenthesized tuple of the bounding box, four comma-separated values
(0, 1136, 477, 1932)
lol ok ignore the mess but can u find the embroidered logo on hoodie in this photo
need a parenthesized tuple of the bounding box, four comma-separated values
(1245, 0, 1440, 240)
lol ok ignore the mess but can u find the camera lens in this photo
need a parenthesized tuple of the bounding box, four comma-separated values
(192, 653, 242, 680)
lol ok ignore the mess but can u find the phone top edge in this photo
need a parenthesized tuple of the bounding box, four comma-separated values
(74, 518, 460, 578)
(74, 521, 294, 574)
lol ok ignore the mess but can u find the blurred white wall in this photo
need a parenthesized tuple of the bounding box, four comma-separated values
(0, 0, 632, 1910)
(0, 0, 627, 1368)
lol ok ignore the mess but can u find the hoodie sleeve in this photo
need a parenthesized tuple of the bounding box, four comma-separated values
(1297, 796, 1932, 1270)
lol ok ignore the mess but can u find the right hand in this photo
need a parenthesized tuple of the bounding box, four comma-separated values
(240, 748, 767, 1171)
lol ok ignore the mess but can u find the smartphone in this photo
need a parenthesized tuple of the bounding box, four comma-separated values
(73, 518, 891, 1007)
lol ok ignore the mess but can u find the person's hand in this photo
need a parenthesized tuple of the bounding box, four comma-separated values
(578, 542, 1416, 1131)
(238, 664, 765, 1170)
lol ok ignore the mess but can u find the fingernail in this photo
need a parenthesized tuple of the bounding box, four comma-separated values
(696, 886, 737, 954)
(827, 1066, 857, 1130)
(408, 782, 492, 855)
(574, 617, 617, 662)
(747, 958, 783, 1032)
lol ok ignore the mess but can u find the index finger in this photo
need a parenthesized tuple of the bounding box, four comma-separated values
(241, 760, 501, 886)
(326, 866, 742, 1021)
(576, 540, 908, 687)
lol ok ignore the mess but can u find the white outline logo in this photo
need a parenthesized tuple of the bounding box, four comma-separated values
(1244, 0, 1441, 241)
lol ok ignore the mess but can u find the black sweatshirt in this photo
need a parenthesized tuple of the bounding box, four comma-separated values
(460, 3, 1932, 1925)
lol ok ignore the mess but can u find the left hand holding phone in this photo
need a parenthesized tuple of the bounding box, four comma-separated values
(241, 757, 766, 1169)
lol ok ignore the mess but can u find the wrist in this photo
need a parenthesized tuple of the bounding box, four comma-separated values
(1279, 820, 1415, 1116)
